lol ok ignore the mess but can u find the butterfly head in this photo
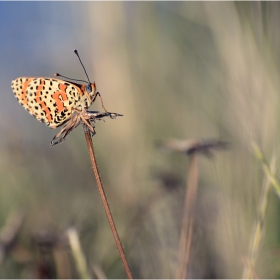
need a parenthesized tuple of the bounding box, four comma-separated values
(82, 82, 97, 108)
(55, 50, 103, 110)
(86, 84, 93, 93)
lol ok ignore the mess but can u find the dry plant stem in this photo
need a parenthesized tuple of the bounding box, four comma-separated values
(176, 153, 199, 278)
(83, 126, 133, 279)
(181, 216, 194, 278)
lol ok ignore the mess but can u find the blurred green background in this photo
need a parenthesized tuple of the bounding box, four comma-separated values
(1, 1, 280, 278)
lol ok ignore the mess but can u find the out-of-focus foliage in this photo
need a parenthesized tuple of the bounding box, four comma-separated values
(1, 2, 280, 278)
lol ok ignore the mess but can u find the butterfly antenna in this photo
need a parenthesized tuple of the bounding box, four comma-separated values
(74, 49, 91, 84)
(54, 73, 88, 84)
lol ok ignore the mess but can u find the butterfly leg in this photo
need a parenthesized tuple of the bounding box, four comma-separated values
(92, 92, 108, 113)
(50, 109, 123, 146)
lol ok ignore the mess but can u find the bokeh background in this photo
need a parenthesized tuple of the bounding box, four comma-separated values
(1, 1, 280, 278)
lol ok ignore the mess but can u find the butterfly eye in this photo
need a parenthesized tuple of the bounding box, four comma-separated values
(86, 84, 92, 93)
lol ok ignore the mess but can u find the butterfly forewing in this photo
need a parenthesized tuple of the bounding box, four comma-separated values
(11, 77, 88, 128)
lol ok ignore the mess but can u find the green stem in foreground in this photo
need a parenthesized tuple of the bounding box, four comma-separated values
(251, 140, 280, 197)
(67, 228, 91, 279)
(242, 141, 278, 279)
(83, 125, 133, 279)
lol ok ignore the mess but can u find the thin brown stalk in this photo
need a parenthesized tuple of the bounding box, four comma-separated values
(181, 215, 194, 278)
(176, 153, 199, 278)
(161, 138, 227, 278)
(83, 125, 133, 279)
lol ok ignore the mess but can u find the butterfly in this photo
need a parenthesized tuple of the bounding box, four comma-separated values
(12, 50, 109, 146)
